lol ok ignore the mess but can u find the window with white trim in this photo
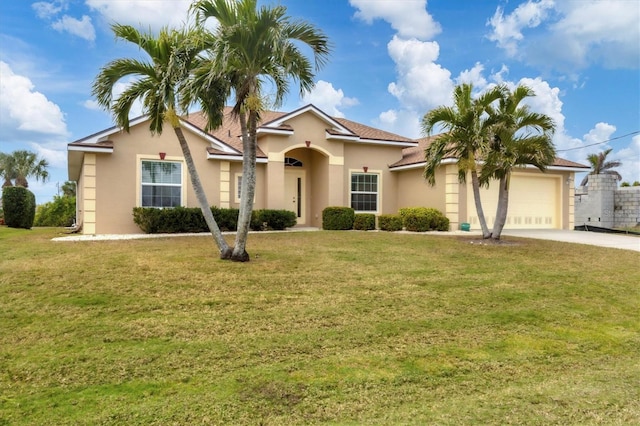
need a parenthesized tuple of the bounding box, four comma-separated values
(351, 172, 379, 212)
(141, 160, 182, 207)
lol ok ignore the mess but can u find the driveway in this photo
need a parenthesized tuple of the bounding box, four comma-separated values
(501, 229, 640, 252)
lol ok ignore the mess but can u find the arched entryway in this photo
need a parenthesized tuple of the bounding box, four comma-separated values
(283, 147, 330, 228)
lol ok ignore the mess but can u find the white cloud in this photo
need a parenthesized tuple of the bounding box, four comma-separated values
(487, 0, 555, 56)
(615, 135, 640, 183)
(52, 15, 96, 41)
(85, 0, 193, 30)
(32, 1, 67, 19)
(82, 99, 101, 111)
(386, 36, 453, 112)
(349, 0, 441, 40)
(0, 61, 68, 137)
(375, 108, 421, 138)
(456, 62, 488, 88)
(488, 0, 640, 70)
(301, 80, 359, 118)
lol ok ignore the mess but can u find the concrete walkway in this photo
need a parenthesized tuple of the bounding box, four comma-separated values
(501, 229, 640, 252)
(53, 227, 640, 252)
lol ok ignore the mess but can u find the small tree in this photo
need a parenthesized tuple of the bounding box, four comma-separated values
(580, 148, 622, 186)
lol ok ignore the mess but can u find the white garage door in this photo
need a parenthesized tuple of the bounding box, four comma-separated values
(466, 173, 560, 229)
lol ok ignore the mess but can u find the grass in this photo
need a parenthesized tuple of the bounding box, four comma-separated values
(1, 227, 639, 425)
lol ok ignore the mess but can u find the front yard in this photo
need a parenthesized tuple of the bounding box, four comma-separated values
(1, 227, 638, 425)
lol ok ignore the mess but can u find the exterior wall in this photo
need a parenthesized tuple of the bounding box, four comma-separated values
(575, 175, 640, 228)
(92, 122, 224, 234)
(614, 187, 640, 227)
(574, 174, 617, 228)
(394, 166, 446, 212)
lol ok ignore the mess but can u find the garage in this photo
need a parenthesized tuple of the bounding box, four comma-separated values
(466, 172, 561, 229)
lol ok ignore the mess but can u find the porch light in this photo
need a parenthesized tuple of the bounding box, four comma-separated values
(305, 140, 311, 147)
(159, 152, 166, 160)
(363, 166, 368, 173)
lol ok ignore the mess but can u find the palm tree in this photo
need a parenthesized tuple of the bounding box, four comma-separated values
(0, 152, 16, 187)
(580, 148, 622, 186)
(92, 24, 233, 258)
(421, 83, 504, 238)
(190, 0, 331, 262)
(0, 150, 49, 188)
(480, 85, 556, 240)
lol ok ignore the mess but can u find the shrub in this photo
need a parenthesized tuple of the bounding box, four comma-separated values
(34, 196, 76, 227)
(353, 213, 375, 231)
(322, 206, 355, 230)
(251, 209, 297, 231)
(633, 181, 640, 187)
(211, 206, 239, 232)
(2, 186, 36, 229)
(399, 207, 449, 232)
(621, 182, 630, 187)
(378, 214, 403, 231)
(133, 207, 293, 234)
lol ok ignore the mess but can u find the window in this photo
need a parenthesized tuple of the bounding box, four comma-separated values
(141, 160, 182, 207)
(235, 174, 243, 203)
(351, 172, 379, 212)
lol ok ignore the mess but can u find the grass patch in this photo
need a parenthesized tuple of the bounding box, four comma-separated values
(1, 227, 639, 424)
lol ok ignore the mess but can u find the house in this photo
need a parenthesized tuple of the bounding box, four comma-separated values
(67, 104, 589, 234)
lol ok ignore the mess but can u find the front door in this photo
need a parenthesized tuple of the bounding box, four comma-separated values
(284, 169, 305, 225)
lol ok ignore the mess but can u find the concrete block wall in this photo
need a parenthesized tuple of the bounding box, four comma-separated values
(575, 174, 640, 228)
(614, 187, 640, 227)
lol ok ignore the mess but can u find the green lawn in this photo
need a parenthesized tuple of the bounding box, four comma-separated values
(1, 227, 639, 425)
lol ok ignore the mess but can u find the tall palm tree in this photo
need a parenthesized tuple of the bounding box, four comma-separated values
(421, 83, 504, 238)
(92, 24, 233, 258)
(480, 85, 556, 240)
(580, 148, 622, 186)
(190, 0, 331, 262)
(0, 150, 49, 188)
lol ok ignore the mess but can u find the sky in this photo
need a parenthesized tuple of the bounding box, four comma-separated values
(1, 0, 639, 204)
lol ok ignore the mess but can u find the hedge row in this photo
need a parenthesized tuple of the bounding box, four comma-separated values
(2, 186, 36, 229)
(321, 206, 449, 232)
(132, 207, 296, 234)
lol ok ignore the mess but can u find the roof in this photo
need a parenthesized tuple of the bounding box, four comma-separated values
(182, 105, 417, 157)
(389, 136, 590, 170)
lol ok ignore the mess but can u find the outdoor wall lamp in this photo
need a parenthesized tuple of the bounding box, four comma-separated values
(305, 140, 311, 147)
(159, 152, 166, 160)
(363, 166, 368, 173)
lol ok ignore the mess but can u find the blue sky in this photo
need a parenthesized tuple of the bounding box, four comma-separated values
(1, 0, 639, 204)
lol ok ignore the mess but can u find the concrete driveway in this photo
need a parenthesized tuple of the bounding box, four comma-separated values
(501, 229, 640, 252)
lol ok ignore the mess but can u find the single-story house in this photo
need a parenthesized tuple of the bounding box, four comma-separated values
(67, 104, 589, 234)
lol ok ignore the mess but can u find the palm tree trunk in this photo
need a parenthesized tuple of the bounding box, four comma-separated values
(231, 110, 257, 262)
(470, 170, 491, 238)
(491, 175, 510, 240)
(172, 126, 232, 259)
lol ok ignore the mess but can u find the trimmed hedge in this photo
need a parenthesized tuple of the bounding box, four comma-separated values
(399, 207, 450, 232)
(353, 213, 375, 231)
(378, 214, 403, 231)
(322, 207, 355, 230)
(132, 206, 296, 234)
(250, 209, 296, 231)
(2, 186, 36, 229)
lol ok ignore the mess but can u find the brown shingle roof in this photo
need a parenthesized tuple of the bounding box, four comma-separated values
(182, 106, 416, 157)
(389, 135, 590, 169)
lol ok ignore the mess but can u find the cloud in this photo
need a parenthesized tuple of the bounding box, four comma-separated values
(487, 0, 640, 70)
(85, 0, 193, 30)
(52, 15, 96, 41)
(375, 109, 422, 139)
(32, 1, 67, 19)
(349, 0, 441, 40)
(0, 61, 68, 138)
(301, 80, 359, 118)
(487, 0, 555, 56)
(615, 135, 640, 183)
(386, 36, 453, 112)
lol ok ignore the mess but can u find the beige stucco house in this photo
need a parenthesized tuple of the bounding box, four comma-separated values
(67, 104, 589, 234)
